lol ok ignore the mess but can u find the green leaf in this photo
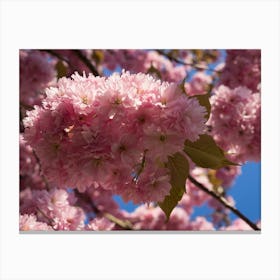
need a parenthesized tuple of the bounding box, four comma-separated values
(159, 152, 189, 220)
(55, 60, 67, 78)
(184, 134, 239, 169)
(190, 93, 211, 120)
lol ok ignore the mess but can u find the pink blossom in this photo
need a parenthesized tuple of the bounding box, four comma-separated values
(189, 217, 214, 230)
(20, 214, 53, 231)
(162, 95, 206, 142)
(119, 163, 171, 204)
(86, 217, 115, 231)
(128, 204, 215, 230)
(21, 188, 86, 231)
(185, 71, 212, 96)
(129, 205, 191, 230)
(183, 167, 212, 207)
(23, 71, 206, 204)
(86, 187, 121, 216)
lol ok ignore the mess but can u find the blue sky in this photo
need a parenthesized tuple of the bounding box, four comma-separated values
(227, 162, 261, 222)
(188, 162, 261, 223)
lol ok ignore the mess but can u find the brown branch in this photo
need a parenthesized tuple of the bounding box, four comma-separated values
(40, 49, 72, 66)
(36, 207, 57, 230)
(20, 102, 34, 111)
(156, 49, 222, 73)
(103, 213, 133, 230)
(32, 149, 50, 191)
(71, 50, 100, 76)
(188, 175, 260, 231)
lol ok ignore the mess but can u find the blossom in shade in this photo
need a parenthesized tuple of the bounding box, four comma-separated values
(20, 188, 86, 231)
(185, 71, 212, 96)
(20, 50, 56, 107)
(20, 134, 47, 190)
(218, 50, 261, 92)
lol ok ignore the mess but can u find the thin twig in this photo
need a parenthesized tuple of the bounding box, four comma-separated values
(156, 49, 222, 73)
(74, 189, 133, 230)
(36, 207, 56, 230)
(188, 175, 260, 231)
(104, 213, 133, 230)
(32, 149, 50, 191)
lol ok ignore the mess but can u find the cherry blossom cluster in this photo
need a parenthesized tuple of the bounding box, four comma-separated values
(208, 85, 261, 163)
(218, 50, 261, 92)
(20, 50, 56, 107)
(23, 71, 206, 204)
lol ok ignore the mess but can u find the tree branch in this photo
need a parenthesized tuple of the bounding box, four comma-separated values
(188, 175, 260, 231)
(74, 189, 133, 230)
(71, 50, 100, 76)
(40, 49, 72, 66)
(156, 49, 222, 74)
(32, 149, 50, 191)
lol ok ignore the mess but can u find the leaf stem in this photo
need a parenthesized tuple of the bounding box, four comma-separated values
(188, 175, 260, 231)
